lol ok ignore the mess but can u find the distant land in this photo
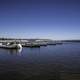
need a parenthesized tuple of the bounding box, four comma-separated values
(0, 38, 80, 42)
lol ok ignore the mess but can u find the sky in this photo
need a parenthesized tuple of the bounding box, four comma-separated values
(0, 0, 80, 40)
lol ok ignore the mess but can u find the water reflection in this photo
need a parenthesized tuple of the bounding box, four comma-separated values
(8, 48, 22, 55)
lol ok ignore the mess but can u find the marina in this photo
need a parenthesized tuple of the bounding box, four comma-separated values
(0, 39, 63, 49)
(0, 0, 80, 79)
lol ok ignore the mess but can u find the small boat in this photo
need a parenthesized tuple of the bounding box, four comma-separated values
(0, 43, 22, 49)
(29, 45, 40, 48)
(22, 42, 40, 48)
(24, 44, 40, 48)
(47, 42, 56, 45)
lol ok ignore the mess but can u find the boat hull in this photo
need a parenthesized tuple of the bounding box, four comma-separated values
(0, 44, 22, 49)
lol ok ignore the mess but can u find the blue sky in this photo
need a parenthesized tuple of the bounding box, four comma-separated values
(0, 0, 80, 40)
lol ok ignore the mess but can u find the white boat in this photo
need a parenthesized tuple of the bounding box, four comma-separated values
(0, 43, 22, 49)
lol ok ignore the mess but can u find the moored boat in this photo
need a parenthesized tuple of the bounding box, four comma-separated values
(0, 43, 22, 49)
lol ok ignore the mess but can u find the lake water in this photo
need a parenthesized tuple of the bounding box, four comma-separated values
(0, 43, 80, 80)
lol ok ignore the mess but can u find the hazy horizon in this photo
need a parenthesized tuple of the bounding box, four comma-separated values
(0, 0, 80, 40)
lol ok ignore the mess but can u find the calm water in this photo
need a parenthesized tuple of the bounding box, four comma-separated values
(0, 43, 80, 80)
